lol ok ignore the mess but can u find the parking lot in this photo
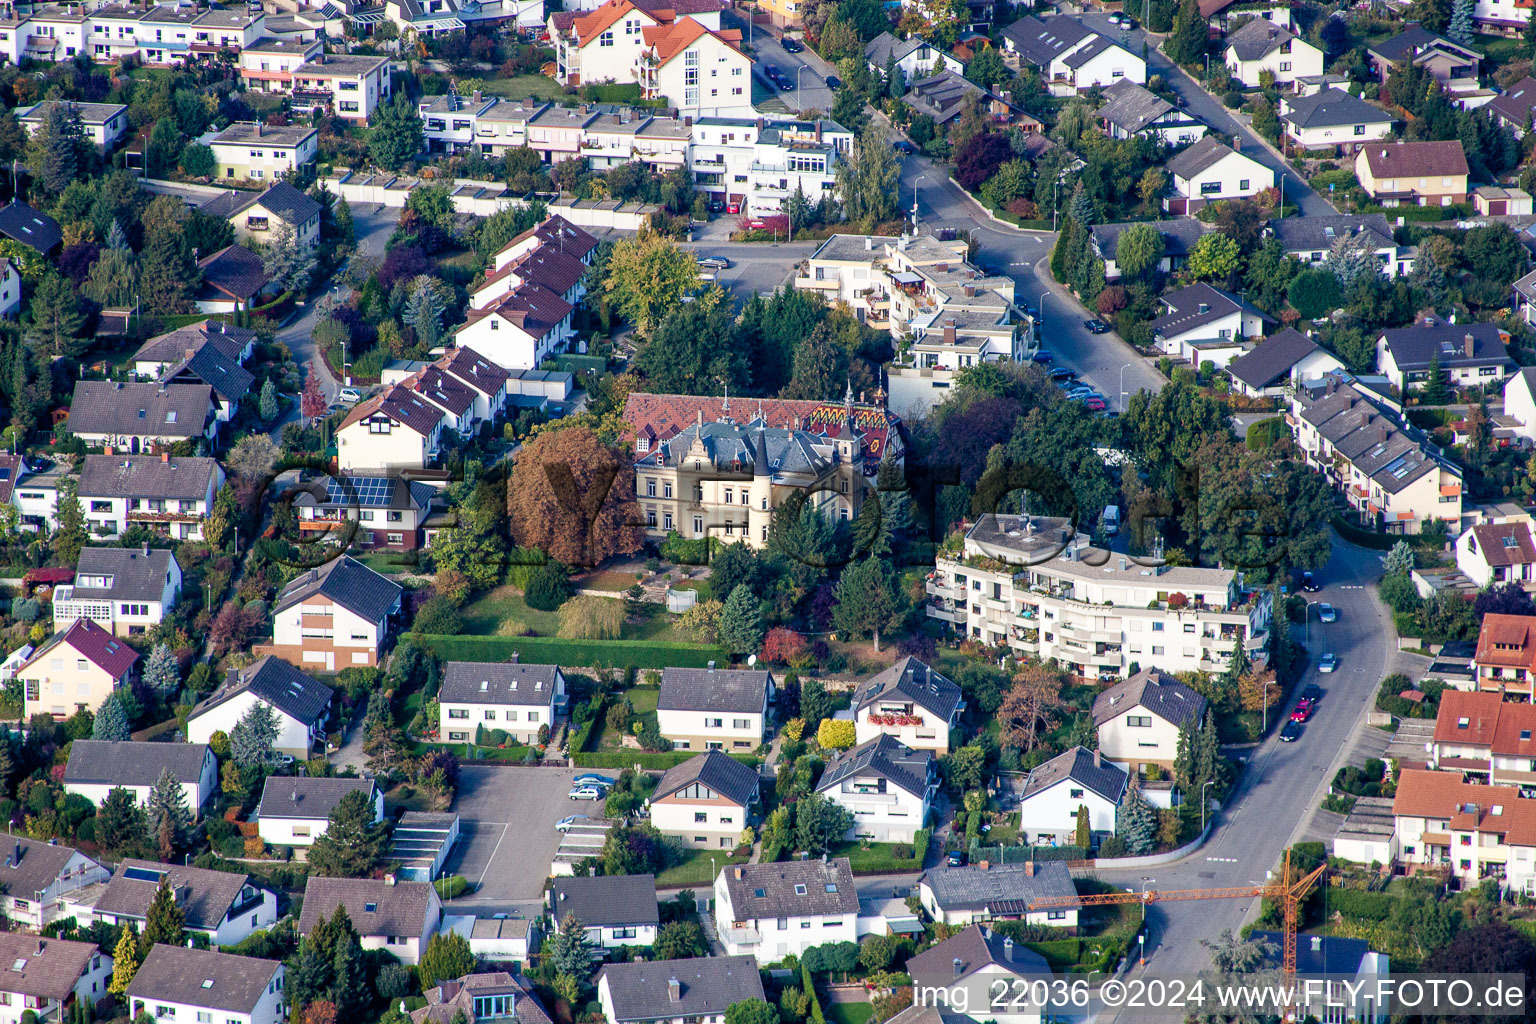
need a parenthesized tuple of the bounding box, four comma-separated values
(443, 765, 594, 900)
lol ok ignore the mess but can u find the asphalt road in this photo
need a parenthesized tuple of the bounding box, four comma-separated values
(733, 16, 836, 115)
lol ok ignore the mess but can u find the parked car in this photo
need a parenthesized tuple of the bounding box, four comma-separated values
(572, 773, 617, 787)
(1318, 652, 1338, 673)
(1107, 11, 1123, 23)
(1050, 367, 1077, 381)
(556, 815, 589, 832)
(1318, 602, 1337, 623)
(697, 256, 731, 270)
(1032, 350, 1054, 363)
(727, 201, 740, 214)
(1290, 699, 1314, 723)
(1300, 570, 1320, 592)
(894, 140, 916, 154)
(1083, 318, 1109, 334)
(338, 387, 362, 403)
(568, 785, 605, 801)
(782, 36, 803, 51)
(1280, 721, 1302, 742)
(1302, 683, 1322, 702)
(1084, 397, 1108, 411)
(824, 74, 841, 88)
(946, 850, 968, 867)
(707, 199, 725, 213)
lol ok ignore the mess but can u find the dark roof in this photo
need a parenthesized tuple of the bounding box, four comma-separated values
(0, 201, 61, 254)
(597, 956, 764, 1023)
(298, 877, 437, 939)
(658, 666, 770, 714)
(256, 776, 376, 821)
(1378, 316, 1512, 371)
(1225, 328, 1322, 389)
(1488, 76, 1536, 129)
(79, 454, 220, 501)
(94, 860, 260, 930)
(1091, 669, 1208, 729)
(1281, 88, 1392, 130)
(126, 945, 281, 1014)
(440, 346, 511, 397)
(1270, 213, 1396, 253)
(549, 874, 659, 929)
(1092, 219, 1205, 262)
(1021, 746, 1128, 804)
(413, 973, 551, 1024)
(192, 655, 334, 727)
(1165, 136, 1242, 180)
(25, 618, 139, 680)
(1150, 282, 1271, 340)
(1359, 140, 1469, 180)
(918, 860, 1082, 914)
(406, 365, 477, 417)
(439, 661, 561, 706)
(339, 384, 444, 437)
(133, 321, 254, 366)
(67, 381, 214, 439)
(271, 554, 402, 623)
(907, 925, 1051, 987)
(64, 740, 212, 788)
(197, 245, 270, 302)
(69, 546, 178, 603)
(1295, 379, 1454, 494)
(1096, 80, 1172, 133)
(0, 934, 101, 1001)
(1061, 33, 1116, 68)
(653, 749, 762, 807)
(853, 657, 963, 720)
(197, 190, 262, 220)
(1226, 18, 1299, 61)
(721, 858, 858, 919)
(0, 838, 94, 902)
(293, 475, 434, 513)
(167, 343, 256, 405)
(1369, 23, 1478, 63)
(1000, 15, 1092, 66)
(818, 734, 933, 799)
(1251, 930, 1372, 975)
(250, 182, 322, 226)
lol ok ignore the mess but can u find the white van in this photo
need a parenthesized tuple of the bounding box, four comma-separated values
(1101, 505, 1121, 536)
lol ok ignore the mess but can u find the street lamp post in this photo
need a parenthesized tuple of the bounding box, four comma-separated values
(1119, 362, 1131, 410)
(1200, 780, 1215, 834)
(1053, 179, 1062, 231)
(796, 65, 804, 95)
(1140, 877, 1155, 921)
(912, 175, 927, 233)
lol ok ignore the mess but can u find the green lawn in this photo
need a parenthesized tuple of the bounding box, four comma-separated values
(826, 1003, 874, 1024)
(656, 847, 748, 886)
(473, 75, 572, 102)
(460, 586, 563, 635)
(1474, 33, 1525, 66)
(352, 551, 414, 574)
(832, 840, 924, 875)
(596, 687, 660, 750)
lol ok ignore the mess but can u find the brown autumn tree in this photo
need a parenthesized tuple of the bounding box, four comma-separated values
(302, 1002, 337, 1024)
(300, 363, 328, 420)
(507, 424, 644, 567)
(999, 663, 1067, 752)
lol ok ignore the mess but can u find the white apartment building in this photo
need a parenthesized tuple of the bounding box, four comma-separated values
(714, 859, 858, 962)
(691, 115, 851, 214)
(76, 453, 225, 543)
(128, 946, 285, 1024)
(207, 122, 318, 182)
(1393, 768, 1536, 893)
(656, 665, 772, 752)
(551, 0, 665, 87)
(287, 52, 392, 122)
(239, 37, 324, 94)
(16, 101, 128, 150)
(851, 657, 964, 753)
(638, 19, 752, 115)
(929, 514, 1271, 679)
(816, 734, 935, 843)
(437, 659, 564, 745)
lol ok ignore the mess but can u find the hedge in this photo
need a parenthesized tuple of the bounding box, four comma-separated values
(1329, 888, 1393, 922)
(1024, 939, 1081, 968)
(406, 633, 729, 669)
(573, 749, 759, 770)
(570, 694, 607, 754)
(1329, 515, 1398, 550)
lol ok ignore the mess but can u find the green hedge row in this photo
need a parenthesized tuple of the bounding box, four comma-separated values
(573, 749, 759, 770)
(570, 694, 607, 754)
(1329, 888, 1393, 921)
(405, 633, 729, 669)
(1025, 939, 1081, 968)
(1329, 515, 1398, 550)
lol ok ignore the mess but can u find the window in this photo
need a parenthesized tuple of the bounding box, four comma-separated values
(1278, 61, 1291, 71)
(448, 709, 469, 719)
(1127, 715, 1152, 727)
(484, 710, 496, 720)
(695, 812, 708, 822)
(1354, 125, 1366, 135)
(705, 717, 723, 728)
(600, 29, 613, 44)
(647, 479, 656, 496)
(1239, 179, 1249, 190)
(292, 826, 311, 837)
(1069, 788, 1084, 799)
(1199, 181, 1222, 195)
(732, 718, 750, 729)
(1047, 910, 1067, 920)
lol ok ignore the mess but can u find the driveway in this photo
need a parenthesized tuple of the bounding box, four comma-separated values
(442, 764, 593, 901)
(732, 15, 835, 114)
(682, 239, 818, 304)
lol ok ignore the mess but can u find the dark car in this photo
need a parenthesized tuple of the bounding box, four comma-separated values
(707, 199, 725, 213)
(894, 140, 916, 154)
(1300, 570, 1320, 592)
(1121, 16, 1138, 28)
(1084, 318, 1110, 333)
(779, 76, 796, 90)
(825, 74, 841, 88)
(1302, 683, 1322, 702)
(1280, 721, 1302, 742)
(1050, 367, 1077, 381)
(781, 36, 803, 51)
(1032, 350, 1054, 363)
(946, 850, 968, 867)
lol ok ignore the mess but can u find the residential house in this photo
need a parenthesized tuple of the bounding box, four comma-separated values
(297, 877, 443, 965)
(204, 182, 323, 250)
(473, 239, 588, 310)
(0, 838, 110, 932)
(1095, 80, 1206, 144)
(89, 861, 277, 946)
(1457, 521, 1536, 588)
(1489, 76, 1536, 134)
(1427, 689, 1536, 785)
(435, 347, 511, 422)
(1250, 932, 1389, 1024)
(713, 858, 858, 961)
(1226, 327, 1345, 398)
(126, 946, 285, 1024)
(1504, 366, 1536, 436)
(418, 91, 507, 155)
(18, 618, 139, 719)
(1473, 613, 1536, 698)
(255, 554, 402, 671)
(864, 32, 964, 81)
(851, 657, 963, 753)
(688, 115, 853, 217)
(1354, 141, 1470, 207)
(195, 246, 274, 314)
(1369, 26, 1481, 94)
(256, 776, 382, 848)
(132, 321, 255, 380)
(0, 934, 110, 1024)
(66, 381, 217, 453)
(906, 926, 1052, 1024)
(1375, 314, 1514, 392)
(290, 474, 437, 552)
(16, 101, 127, 149)
(77, 454, 225, 543)
(1392, 767, 1536, 893)
(550, 0, 671, 87)
(461, 923, 542, 963)
(927, 513, 1273, 677)
(1289, 374, 1463, 533)
(207, 122, 319, 183)
(52, 545, 181, 637)
(903, 71, 1024, 129)
(0, 258, 20, 316)
(237, 37, 325, 101)
(1163, 136, 1274, 213)
(0, 201, 61, 258)
(548, 875, 659, 950)
(597, 956, 764, 1024)
(1224, 19, 1323, 87)
(336, 385, 447, 473)
(1150, 282, 1273, 369)
(1091, 219, 1206, 280)
(1278, 88, 1394, 151)
(1091, 668, 1208, 775)
(63, 740, 218, 819)
(157, 342, 256, 425)
(647, 749, 761, 850)
(286, 53, 392, 122)
(1199, 0, 1294, 31)
(453, 285, 575, 376)
(437, 658, 565, 745)
(917, 860, 1082, 929)
(1018, 746, 1127, 844)
(999, 16, 1145, 95)
(816, 734, 935, 843)
(637, 19, 751, 115)
(657, 665, 772, 752)
(186, 656, 335, 759)
(1269, 213, 1413, 276)
(410, 973, 550, 1024)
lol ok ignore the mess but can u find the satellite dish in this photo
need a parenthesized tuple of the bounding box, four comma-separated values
(748, 654, 758, 667)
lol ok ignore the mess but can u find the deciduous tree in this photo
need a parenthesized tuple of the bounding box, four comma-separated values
(999, 664, 1066, 752)
(601, 231, 699, 335)
(831, 555, 904, 652)
(508, 425, 644, 567)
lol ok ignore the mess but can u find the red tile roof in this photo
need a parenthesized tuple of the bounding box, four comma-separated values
(339, 384, 445, 437)
(31, 617, 140, 680)
(438, 346, 510, 397)
(1476, 613, 1536, 671)
(573, 0, 656, 48)
(642, 18, 742, 66)
(494, 283, 574, 340)
(1434, 689, 1504, 746)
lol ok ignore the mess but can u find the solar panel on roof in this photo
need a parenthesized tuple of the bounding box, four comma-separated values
(326, 477, 396, 507)
(123, 866, 165, 883)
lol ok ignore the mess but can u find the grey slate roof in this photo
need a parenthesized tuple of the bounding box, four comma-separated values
(198, 245, 270, 303)
(1091, 668, 1208, 729)
(658, 666, 770, 714)
(1225, 328, 1322, 390)
(440, 661, 561, 706)
(16, 100, 126, 126)
(249, 182, 322, 226)
(192, 655, 334, 727)
(1226, 18, 1298, 60)
(167, 343, 255, 405)
(1166, 136, 1239, 180)
(721, 858, 857, 919)
(133, 321, 253, 367)
(1096, 80, 1173, 133)
(853, 657, 963, 720)
(549, 874, 659, 929)
(817, 734, 933, 799)
(653, 749, 761, 807)
(1092, 218, 1205, 262)
(94, 860, 261, 930)
(1150, 282, 1270, 339)
(907, 925, 1051, 986)
(918, 860, 1082, 914)
(0, 201, 61, 254)
(69, 546, 177, 604)
(126, 945, 281, 1014)
(597, 956, 764, 1023)
(68, 381, 214, 439)
(1281, 88, 1392, 130)
(198, 190, 264, 220)
(0, 934, 101, 1001)
(1022, 746, 1129, 804)
(1377, 316, 1513, 372)
(1000, 15, 1092, 66)
(1061, 33, 1116, 68)
(1295, 380, 1453, 494)
(298, 876, 437, 940)
(1269, 213, 1396, 253)
(79, 454, 219, 501)
(211, 122, 317, 148)
(905, 70, 988, 125)
(0, 838, 93, 903)
(257, 776, 376, 821)
(864, 31, 927, 66)
(1369, 24, 1475, 63)
(271, 554, 402, 623)
(1488, 76, 1536, 129)
(64, 740, 211, 788)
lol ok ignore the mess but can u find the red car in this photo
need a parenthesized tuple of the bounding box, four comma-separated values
(1084, 397, 1107, 411)
(726, 202, 740, 214)
(1290, 698, 1315, 723)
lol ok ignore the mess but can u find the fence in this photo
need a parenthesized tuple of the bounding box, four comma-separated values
(968, 843, 1088, 863)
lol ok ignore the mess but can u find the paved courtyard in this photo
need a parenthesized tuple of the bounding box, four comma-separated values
(444, 765, 591, 900)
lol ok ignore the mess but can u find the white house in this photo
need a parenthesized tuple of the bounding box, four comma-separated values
(864, 32, 964, 82)
(207, 122, 319, 183)
(1096, 80, 1206, 145)
(657, 665, 773, 752)
(16, 101, 127, 150)
(1270, 213, 1414, 276)
(255, 776, 382, 848)
(437, 659, 565, 745)
(637, 19, 752, 115)
(452, 286, 575, 375)
(0, 838, 110, 932)
(336, 384, 447, 473)
(0, 259, 21, 316)
(298, 877, 442, 965)
(132, 321, 255, 380)
(999, 16, 1144, 95)
(1504, 367, 1536, 440)
(647, 749, 761, 850)
(816, 734, 935, 843)
(1250, 931, 1390, 1024)
(906, 926, 1053, 1024)
(1224, 19, 1323, 88)
(1018, 746, 1128, 844)
(852, 657, 964, 753)
(1151, 283, 1273, 369)
(286, 53, 392, 122)
(200, 182, 323, 250)
(0, 933, 110, 1024)
(1279, 88, 1394, 151)
(714, 859, 858, 961)
(186, 656, 335, 760)
(597, 956, 764, 1024)
(63, 741, 218, 820)
(1392, 767, 1536, 889)
(52, 545, 181, 638)
(90, 861, 278, 947)
(1163, 136, 1274, 214)
(254, 555, 402, 672)
(65, 381, 217, 454)
(917, 860, 1082, 930)
(1456, 520, 1536, 589)
(1376, 315, 1515, 392)
(1225, 328, 1345, 399)
(76, 455, 225, 544)
(548, 875, 660, 950)
(127, 946, 285, 1024)
(1091, 669, 1208, 775)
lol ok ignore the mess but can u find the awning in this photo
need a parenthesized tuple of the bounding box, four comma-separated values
(891, 271, 922, 285)
(351, 8, 388, 21)
(416, 15, 465, 27)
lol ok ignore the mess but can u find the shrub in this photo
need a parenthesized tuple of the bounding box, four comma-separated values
(1006, 197, 1038, 218)
(414, 597, 463, 635)
(816, 718, 855, 750)
(1222, 90, 1245, 108)
(524, 563, 572, 611)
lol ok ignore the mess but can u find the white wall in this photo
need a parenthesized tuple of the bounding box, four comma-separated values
(187, 691, 318, 758)
(1018, 780, 1119, 841)
(853, 704, 952, 752)
(1097, 712, 1184, 769)
(713, 874, 857, 962)
(819, 776, 929, 843)
(917, 881, 1079, 930)
(440, 698, 557, 744)
(131, 965, 284, 1024)
(657, 708, 765, 752)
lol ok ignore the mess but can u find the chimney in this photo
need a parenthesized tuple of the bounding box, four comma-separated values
(865, 237, 873, 250)
(1311, 936, 1322, 952)
(733, 866, 743, 879)
(1232, 136, 1240, 151)
(255, 121, 262, 137)
(385, 873, 396, 885)
(104, 446, 113, 456)
(707, 660, 716, 672)
(1093, 749, 1102, 767)
(755, 117, 764, 131)
(34, 940, 41, 955)
(815, 121, 822, 143)
(291, 789, 298, 803)
(161, 451, 170, 463)
(1465, 333, 1475, 358)
(473, 89, 482, 103)
(667, 979, 681, 1002)
(8, 842, 17, 867)
(952, 958, 963, 978)
(510, 651, 519, 664)
(1024, 860, 1035, 877)
(978, 860, 990, 870)
(1002, 937, 1014, 960)
(943, 324, 956, 345)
